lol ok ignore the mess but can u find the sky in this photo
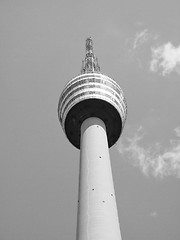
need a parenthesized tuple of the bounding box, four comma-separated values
(1, 0, 180, 239)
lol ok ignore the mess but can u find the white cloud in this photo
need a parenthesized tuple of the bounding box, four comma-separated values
(150, 211, 157, 218)
(132, 29, 159, 50)
(133, 29, 150, 49)
(127, 28, 160, 69)
(129, 29, 180, 76)
(174, 126, 180, 137)
(150, 42, 180, 76)
(117, 127, 180, 178)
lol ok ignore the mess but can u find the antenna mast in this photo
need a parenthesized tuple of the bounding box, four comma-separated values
(81, 37, 100, 74)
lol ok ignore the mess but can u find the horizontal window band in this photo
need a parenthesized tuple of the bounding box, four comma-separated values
(59, 83, 126, 113)
(60, 90, 127, 124)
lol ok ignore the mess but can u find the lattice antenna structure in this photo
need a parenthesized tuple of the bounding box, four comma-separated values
(81, 37, 100, 74)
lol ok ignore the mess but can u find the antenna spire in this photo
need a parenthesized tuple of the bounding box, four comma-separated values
(81, 37, 100, 74)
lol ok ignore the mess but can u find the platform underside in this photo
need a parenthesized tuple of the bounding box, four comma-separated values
(65, 99, 122, 149)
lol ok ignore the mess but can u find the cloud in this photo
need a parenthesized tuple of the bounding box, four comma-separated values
(174, 126, 180, 137)
(150, 42, 180, 76)
(150, 211, 158, 218)
(131, 29, 159, 50)
(127, 28, 159, 69)
(133, 29, 150, 49)
(117, 127, 180, 178)
(129, 29, 180, 76)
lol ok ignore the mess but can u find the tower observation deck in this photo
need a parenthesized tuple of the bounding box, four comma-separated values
(58, 38, 127, 240)
(58, 37, 127, 149)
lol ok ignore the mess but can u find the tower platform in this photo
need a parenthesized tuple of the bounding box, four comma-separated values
(58, 73, 127, 148)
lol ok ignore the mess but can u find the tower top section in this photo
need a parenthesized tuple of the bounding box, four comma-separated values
(58, 38, 127, 149)
(81, 37, 100, 74)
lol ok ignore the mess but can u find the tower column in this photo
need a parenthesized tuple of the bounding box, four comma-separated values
(76, 117, 122, 240)
(58, 38, 127, 240)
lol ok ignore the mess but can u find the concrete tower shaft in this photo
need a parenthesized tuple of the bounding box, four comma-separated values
(77, 117, 122, 240)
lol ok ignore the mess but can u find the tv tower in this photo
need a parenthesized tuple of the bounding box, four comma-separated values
(58, 37, 127, 240)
